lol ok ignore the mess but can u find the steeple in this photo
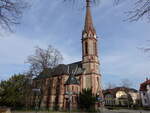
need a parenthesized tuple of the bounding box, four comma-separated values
(82, 0, 100, 75)
(84, 0, 96, 33)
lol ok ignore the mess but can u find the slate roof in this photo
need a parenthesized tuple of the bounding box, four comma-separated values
(36, 61, 83, 79)
(140, 79, 150, 91)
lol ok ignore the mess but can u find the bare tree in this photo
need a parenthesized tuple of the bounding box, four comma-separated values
(0, 0, 28, 32)
(65, 0, 150, 21)
(115, 0, 150, 21)
(27, 45, 63, 76)
(64, 0, 150, 21)
(120, 78, 132, 88)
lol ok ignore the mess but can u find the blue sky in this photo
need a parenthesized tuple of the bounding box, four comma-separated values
(0, 0, 150, 89)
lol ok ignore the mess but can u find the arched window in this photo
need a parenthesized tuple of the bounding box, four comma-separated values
(85, 42, 88, 55)
(72, 86, 74, 91)
(94, 42, 97, 55)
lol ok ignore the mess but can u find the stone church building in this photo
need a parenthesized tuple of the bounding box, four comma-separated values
(31, 0, 103, 110)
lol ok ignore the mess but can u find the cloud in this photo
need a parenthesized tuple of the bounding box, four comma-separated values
(0, 34, 44, 64)
(0, 31, 81, 80)
(0, 0, 150, 90)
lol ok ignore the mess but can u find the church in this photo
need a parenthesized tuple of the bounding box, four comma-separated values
(31, 0, 103, 110)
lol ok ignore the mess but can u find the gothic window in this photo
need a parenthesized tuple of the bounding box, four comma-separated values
(85, 42, 88, 55)
(97, 77, 99, 86)
(72, 86, 74, 91)
(94, 42, 97, 55)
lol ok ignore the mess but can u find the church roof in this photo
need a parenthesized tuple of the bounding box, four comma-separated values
(36, 61, 83, 79)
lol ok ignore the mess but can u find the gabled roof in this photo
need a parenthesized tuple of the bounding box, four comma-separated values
(140, 79, 150, 91)
(36, 61, 83, 79)
(103, 87, 138, 97)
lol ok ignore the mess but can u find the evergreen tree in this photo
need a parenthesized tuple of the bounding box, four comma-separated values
(79, 89, 97, 111)
(0, 74, 28, 108)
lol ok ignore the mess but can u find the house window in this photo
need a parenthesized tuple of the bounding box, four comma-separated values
(85, 42, 88, 55)
(144, 99, 147, 103)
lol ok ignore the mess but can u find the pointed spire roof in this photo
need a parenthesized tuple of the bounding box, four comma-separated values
(84, 0, 96, 33)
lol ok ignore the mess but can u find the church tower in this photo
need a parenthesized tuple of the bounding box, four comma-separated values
(81, 0, 102, 95)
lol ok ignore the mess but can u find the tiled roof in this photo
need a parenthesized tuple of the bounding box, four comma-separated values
(36, 61, 83, 79)
(103, 87, 138, 97)
(140, 79, 150, 91)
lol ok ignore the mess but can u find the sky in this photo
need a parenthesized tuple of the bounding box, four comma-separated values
(0, 0, 150, 89)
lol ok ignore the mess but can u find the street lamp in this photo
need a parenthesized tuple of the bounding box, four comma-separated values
(32, 88, 41, 113)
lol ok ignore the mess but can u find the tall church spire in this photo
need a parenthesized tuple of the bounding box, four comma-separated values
(84, 0, 96, 33)
(81, 0, 102, 96)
